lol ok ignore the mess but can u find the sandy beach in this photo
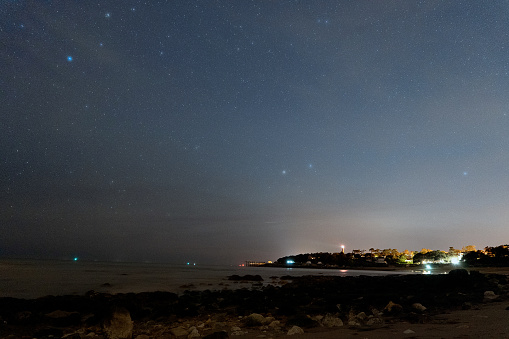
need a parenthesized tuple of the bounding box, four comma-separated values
(233, 300, 509, 338)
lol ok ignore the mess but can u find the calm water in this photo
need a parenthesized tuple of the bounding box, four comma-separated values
(0, 259, 414, 299)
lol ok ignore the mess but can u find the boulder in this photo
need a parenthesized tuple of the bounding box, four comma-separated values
(383, 301, 403, 315)
(188, 326, 200, 338)
(370, 307, 382, 317)
(230, 326, 245, 336)
(244, 313, 265, 326)
(103, 307, 133, 339)
(366, 317, 384, 327)
(268, 320, 281, 330)
(484, 291, 499, 302)
(347, 309, 361, 327)
(412, 303, 427, 312)
(170, 326, 189, 338)
(356, 312, 367, 321)
(321, 314, 343, 327)
(263, 316, 275, 325)
(348, 319, 361, 327)
(287, 325, 304, 335)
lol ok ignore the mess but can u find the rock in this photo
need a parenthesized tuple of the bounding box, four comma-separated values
(412, 303, 427, 312)
(287, 326, 304, 335)
(403, 329, 415, 334)
(244, 313, 265, 326)
(484, 291, 499, 301)
(188, 326, 200, 338)
(212, 322, 226, 331)
(347, 309, 361, 327)
(366, 317, 384, 327)
(170, 326, 189, 338)
(370, 307, 382, 317)
(263, 316, 275, 325)
(230, 326, 246, 336)
(348, 319, 361, 327)
(383, 301, 403, 314)
(356, 312, 367, 321)
(268, 320, 281, 329)
(321, 314, 343, 328)
(103, 307, 133, 339)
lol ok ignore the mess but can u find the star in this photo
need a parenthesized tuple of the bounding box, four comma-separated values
(105, 12, 111, 18)
(282, 170, 286, 175)
(67, 56, 73, 62)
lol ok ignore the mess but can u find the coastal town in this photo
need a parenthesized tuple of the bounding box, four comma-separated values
(246, 244, 509, 268)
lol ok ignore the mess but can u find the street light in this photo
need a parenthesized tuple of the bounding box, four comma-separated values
(341, 245, 345, 253)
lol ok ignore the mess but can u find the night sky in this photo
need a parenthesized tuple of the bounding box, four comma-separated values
(2, 1, 509, 265)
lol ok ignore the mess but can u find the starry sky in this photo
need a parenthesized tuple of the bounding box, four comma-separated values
(2, 1, 509, 265)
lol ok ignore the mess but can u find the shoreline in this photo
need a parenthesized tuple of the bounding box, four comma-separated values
(1, 268, 508, 338)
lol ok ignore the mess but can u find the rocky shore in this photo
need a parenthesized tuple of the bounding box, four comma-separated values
(1, 269, 508, 338)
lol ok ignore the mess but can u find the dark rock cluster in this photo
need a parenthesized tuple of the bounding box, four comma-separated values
(0, 269, 507, 338)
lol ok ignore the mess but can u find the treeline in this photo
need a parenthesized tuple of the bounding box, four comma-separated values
(273, 244, 509, 267)
(463, 245, 509, 266)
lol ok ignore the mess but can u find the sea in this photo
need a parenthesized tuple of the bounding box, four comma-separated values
(0, 259, 420, 299)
